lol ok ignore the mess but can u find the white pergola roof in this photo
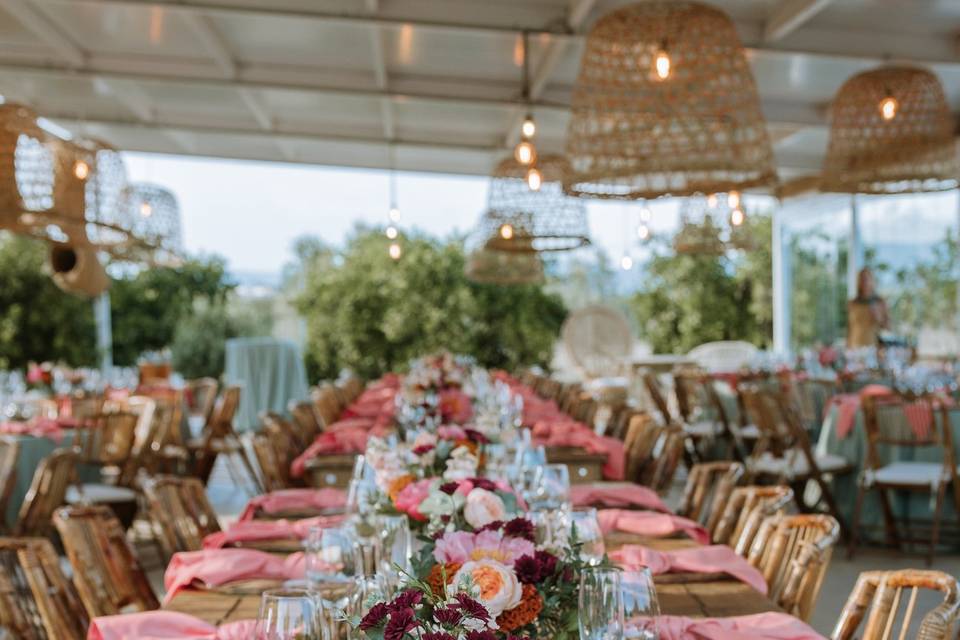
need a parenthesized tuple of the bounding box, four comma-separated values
(2, 0, 959, 184)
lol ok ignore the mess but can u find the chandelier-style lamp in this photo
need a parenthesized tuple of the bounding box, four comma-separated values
(476, 154, 591, 253)
(563, 1, 777, 200)
(821, 66, 958, 194)
(121, 182, 183, 265)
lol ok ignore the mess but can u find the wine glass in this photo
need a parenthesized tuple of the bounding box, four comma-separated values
(579, 568, 625, 640)
(378, 514, 412, 580)
(569, 508, 605, 566)
(255, 589, 324, 640)
(622, 569, 660, 640)
(305, 526, 356, 585)
(537, 464, 572, 511)
(527, 508, 556, 548)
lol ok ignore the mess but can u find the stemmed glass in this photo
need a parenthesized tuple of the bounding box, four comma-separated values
(305, 526, 357, 585)
(378, 514, 412, 589)
(255, 589, 324, 640)
(568, 508, 605, 566)
(536, 464, 572, 511)
(579, 567, 625, 640)
(622, 569, 660, 640)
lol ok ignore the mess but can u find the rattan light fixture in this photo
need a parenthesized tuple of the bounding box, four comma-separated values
(465, 248, 545, 285)
(0, 103, 56, 232)
(121, 183, 183, 264)
(477, 154, 590, 253)
(564, 1, 777, 200)
(673, 194, 753, 255)
(821, 66, 958, 194)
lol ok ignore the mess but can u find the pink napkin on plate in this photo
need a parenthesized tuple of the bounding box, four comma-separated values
(163, 548, 305, 603)
(203, 514, 345, 549)
(571, 483, 670, 513)
(239, 487, 347, 521)
(611, 544, 767, 595)
(533, 428, 625, 480)
(88, 611, 256, 640)
(630, 612, 825, 640)
(598, 509, 709, 544)
(290, 429, 369, 478)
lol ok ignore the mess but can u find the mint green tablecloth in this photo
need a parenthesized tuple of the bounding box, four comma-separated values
(816, 401, 960, 537)
(224, 337, 309, 432)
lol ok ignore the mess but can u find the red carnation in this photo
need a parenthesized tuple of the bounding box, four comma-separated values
(466, 631, 497, 640)
(503, 517, 535, 542)
(359, 603, 389, 630)
(388, 589, 423, 612)
(384, 608, 418, 640)
(412, 444, 435, 455)
(513, 554, 541, 584)
(424, 633, 456, 640)
(439, 482, 460, 495)
(454, 593, 490, 622)
(534, 550, 558, 578)
(432, 607, 462, 625)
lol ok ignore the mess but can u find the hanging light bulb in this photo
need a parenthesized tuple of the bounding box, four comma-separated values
(499, 223, 514, 240)
(730, 207, 745, 227)
(526, 167, 542, 191)
(73, 160, 89, 180)
(637, 224, 650, 240)
(654, 48, 671, 80)
(620, 255, 634, 270)
(707, 194, 719, 209)
(514, 140, 536, 166)
(389, 206, 401, 222)
(727, 191, 741, 209)
(521, 114, 536, 139)
(140, 201, 153, 218)
(640, 205, 652, 222)
(388, 242, 402, 260)
(386, 225, 398, 240)
(879, 95, 898, 121)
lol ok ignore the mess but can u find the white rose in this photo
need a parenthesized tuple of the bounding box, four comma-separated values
(463, 488, 506, 529)
(443, 446, 478, 482)
(452, 560, 523, 617)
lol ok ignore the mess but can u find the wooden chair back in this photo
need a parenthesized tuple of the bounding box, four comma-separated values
(642, 372, 673, 425)
(557, 384, 582, 415)
(206, 386, 241, 440)
(14, 448, 77, 537)
(290, 401, 323, 443)
(714, 485, 794, 552)
(68, 393, 104, 423)
(340, 376, 364, 403)
(677, 461, 744, 530)
(0, 537, 89, 640)
(747, 513, 840, 621)
(861, 391, 958, 470)
(0, 437, 19, 530)
(623, 415, 685, 493)
(74, 411, 139, 466)
(311, 386, 341, 427)
(143, 476, 221, 559)
(253, 425, 294, 491)
(187, 377, 218, 423)
(52, 505, 159, 618)
(607, 407, 642, 440)
(831, 569, 960, 640)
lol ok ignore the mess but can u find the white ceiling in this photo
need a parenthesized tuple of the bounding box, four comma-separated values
(1, 0, 958, 184)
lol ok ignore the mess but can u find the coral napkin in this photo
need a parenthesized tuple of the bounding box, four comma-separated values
(163, 549, 305, 603)
(0, 417, 72, 443)
(532, 427, 625, 480)
(88, 611, 256, 640)
(571, 483, 670, 513)
(629, 613, 825, 639)
(597, 509, 709, 544)
(202, 515, 345, 549)
(611, 544, 767, 595)
(238, 487, 347, 521)
(289, 428, 370, 478)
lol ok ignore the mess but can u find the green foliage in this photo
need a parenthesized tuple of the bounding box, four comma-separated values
(0, 233, 97, 369)
(631, 214, 773, 353)
(296, 227, 567, 380)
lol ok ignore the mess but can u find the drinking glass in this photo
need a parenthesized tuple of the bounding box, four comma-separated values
(622, 569, 660, 640)
(306, 526, 356, 584)
(378, 514, 412, 578)
(568, 508, 605, 565)
(255, 589, 324, 640)
(579, 568, 625, 640)
(345, 479, 377, 516)
(537, 464, 572, 510)
(527, 508, 556, 548)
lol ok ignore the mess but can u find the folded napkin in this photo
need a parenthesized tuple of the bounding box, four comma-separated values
(239, 487, 347, 521)
(571, 483, 669, 513)
(598, 509, 709, 545)
(630, 612, 825, 640)
(88, 611, 256, 640)
(0, 417, 70, 443)
(203, 514, 345, 549)
(290, 428, 370, 478)
(611, 544, 767, 595)
(533, 428, 625, 480)
(326, 417, 376, 432)
(163, 549, 305, 603)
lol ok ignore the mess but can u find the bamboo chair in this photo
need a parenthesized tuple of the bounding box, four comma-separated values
(622, 415, 686, 493)
(143, 475, 221, 560)
(714, 485, 795, 553)
(52, 505, 159, 618)
(852, 391, 960, 565)
(311, 385, 341, 427)
(73, 411, 139, 469)
(252, 421, 297, 492)
(747, 513, 840, 621)
(606, 406, 643, 440)
(68, 393, 104, 424)
(831, 570, 960, 640)
(677, 461, 744, 533)
(340, 376, 364, 403)
(289, 401, 323, 444)
(189, 386, 263, 493)
(0, 437, 19, 533)
(642, 372, 674, 425)
(14, 448, 78, 538)
(138, 394, 190, 478)
(0, 537, 89, 640)
(186, 377, 219, 425)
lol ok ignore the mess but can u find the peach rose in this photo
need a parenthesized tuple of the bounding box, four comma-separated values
(452, 560, 523, 617)
(463, 488, 506, 529)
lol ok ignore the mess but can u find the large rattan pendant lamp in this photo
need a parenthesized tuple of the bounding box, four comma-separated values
(477, 153, 591, 253)
(120, 183, 184, 265)
(563, 1, 777, 200)
(821, 66, 958, 194)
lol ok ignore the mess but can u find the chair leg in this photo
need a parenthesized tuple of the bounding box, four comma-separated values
(928, 482, 947, 567)
(848, 480, 867, 559)
(236, 446, 266, 495)
(876, 486, 901, 550)
(815, 475, 848, 540)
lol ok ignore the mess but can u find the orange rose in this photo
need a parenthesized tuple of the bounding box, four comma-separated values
(387, 474, 415, 502)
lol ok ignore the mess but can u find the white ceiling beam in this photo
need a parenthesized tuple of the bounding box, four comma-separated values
(0, 0, 86, 67)
(92, 77, 156, 121)
(238, 89, 272, 129)
(365, 0, 395, 140)
(181, 12, 238, 78)
(764, 0, 834, 43)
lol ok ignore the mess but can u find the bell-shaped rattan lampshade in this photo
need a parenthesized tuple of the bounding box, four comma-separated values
(477, 154, 590, 253)
(465, 248, 545, 285)
(564, 1, 777, 200)
(821, 66, 958, 194)
(0, 103, 56, 231)
(121, 182, 183, 264)
(81, 139, 132, 248)
(672, 195, 752, 255)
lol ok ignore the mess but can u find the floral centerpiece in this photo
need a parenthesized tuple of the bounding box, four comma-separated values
(25, 362, 54, 394)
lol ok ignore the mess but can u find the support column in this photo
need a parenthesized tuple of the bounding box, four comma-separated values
(772, 204, 792, 354)
(94, 291, 113, 376)
(846, 194, 862, 298)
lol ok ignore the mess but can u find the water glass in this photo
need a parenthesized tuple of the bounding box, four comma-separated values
(579, 568, 625, 640)
(536, 464, 572, 510)
(378, 514, 412, 578)
(306, 526, 356, 584)
(569, 508, 605, 565)
(622, 569, 660, 640)
(255, 589, 324, 640)
(527, 508, 556, 548)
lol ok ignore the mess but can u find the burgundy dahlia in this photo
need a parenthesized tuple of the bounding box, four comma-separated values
(439, 482, 460, 495)
(513, 554, 541, 584)
(423, 633, 456, 640)
(477, 520, 504, 533)
(534, 550, 558, 577)
(465, 631, 497, 640)
(412, 444, 435, 455)
(503, 517, 535, 542)
(468, 477, 497, 491)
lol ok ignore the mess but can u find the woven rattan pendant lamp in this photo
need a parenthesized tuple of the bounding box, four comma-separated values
(121, 183, 184, 265)
(821, 66, 958, 194)
(465, 248, 545, 285)
(477, 154, 590, 253)
(564, 1, 777, 200)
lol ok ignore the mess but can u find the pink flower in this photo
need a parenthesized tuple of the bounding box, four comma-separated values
(394, 478, 433, 522)
(438, 425, 468, 441)
(439, 389, 474, 424)
(434, 529, 534, 565)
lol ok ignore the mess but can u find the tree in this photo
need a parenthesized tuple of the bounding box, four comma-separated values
(296, 227, 567, 380)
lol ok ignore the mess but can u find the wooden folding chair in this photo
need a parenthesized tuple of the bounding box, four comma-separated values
(14, 448, 78, 538)
(622, 415, 686, 493)
(714, 485, 794, 553)
(851, 391, 960, 565)
(642, 371, 673, 425)
(189, 386, 263, 493)
(73, 411, 139, 470)
(186, 377, 219, 425)
(677, 461, 744, 533)
(747, 513, 840, 621)
(675, 370, 759, 460)
(831, 569, 959, 640)
(142, 475, 221, 560)
(311, 385, 341, 428)
(0, 537, 89, 640)
(0, 437, 19, 533)
(289, 401, 323, 444)
(52, 505, 159, 618)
